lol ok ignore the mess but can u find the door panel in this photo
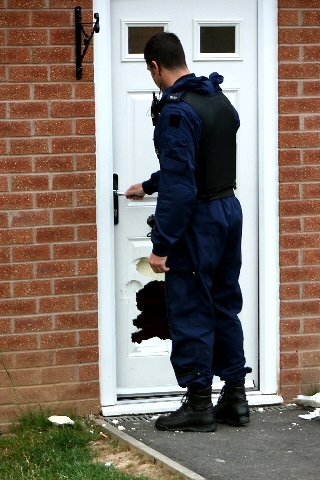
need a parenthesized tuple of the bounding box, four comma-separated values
(111, 0, 258, 396)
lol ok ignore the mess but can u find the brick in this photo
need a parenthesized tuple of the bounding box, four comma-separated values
(280, 63, 320, 80)
(280, 318, 301, 334)
(0, 282, 10, 297)
(54, 242, 96, 259)
(58, 381, 99, 401)
(303, 45, 320, 61)
(281, 299, 320, 317)
(78, 259, 97, 275)
(9, 66, 48, 82)
(55, 312, 98, 330)
(281, 335, 320, 352)
(0, 84, 30, 100)
(280, 217, 302, 233)
(280, 98, 320, 114)
(10, 138, 49, 155)
(279, 184, 300, 200)
(300, 351, 320, 368)
(35, 155, 74, 172)
(8, 28, 48, 46)
(280, 201, 320, 217)
(40, 331, 77, 349)
(304, 317, 320, 333)
(0, 228, 33, 246)
(281, 283, 300, 299)
(79, 363, 99, 381)
(0, 295, 35, 316)
(304, 216, 320, 231)
(79, 329, 98, 346)
(0, 330, 38, 351)
(0, 318, 12, 334)
(55, 346, 98, 365)
(50, 64, 93, 82)
(76, 154, 96, 171)
(11, 209, 50, 227)
(301, 367, 320, 385)
(39, 295, 75, 313)
(0, 157, 32, 173)
(302, 81, 320, 96)
(35, 119, 73, 136)
(303, 184, 320, 199)
(280, 166, 320, 182)
(14, 315, 53, 333)
(0, 246, 10, 262)
(78, 293, 97, 311)
(77, 225, 97, 240)
(12, 244, 51, 262)
(76, 118, 95, 135)
(50, 28, 74, 46)
(10, 101, 48, 119)
(281, 265, 320, 282)
(304, 149, 320, 164)
(32, 47, 73, 64)
(280, 369, 302, 385)
(279, 149, 301, 165)
(0, 213, 9, 228)
(0, 176, 8, 191)
(36, 260, 75, 278)
(36, 226, 75, 243)
(303, 283, 320, 298)
(52, 172, 95, 190)
(1, 121, 31, 137)
(280, 352, 299, 369)
(34, 83, 72, 100)
(51, 137, 95, 154)
(52, 101, 95, 118)
(278, 10, 299, 26)
(7, 0, 46, 7)
(75, 83, 95, 99)
(76, 190, 96, 205)
(36, 191, 73, 208)
(41, 366, 77, 385)
(53, 207, 96, 225)
(11, 174, 49, 191)
(278, 45, 300, 61)
(302, 10, 320, 26)
(279, 115, 300, 131)
(17, 385, 59, 404)
(14, 350, 55, 368)
(0, 11, 30, 27)
(280, 132, 320, 148)
(304, 115, 320, 130)
(0, 47, 30, 64)
(279, 27, 320, 44)
(0, 264, 34, 281)
(54, 276, 97, 295)
(280, 385, 300, 402)
(32, 10, 72, 27)
(303, 249, 320, 265)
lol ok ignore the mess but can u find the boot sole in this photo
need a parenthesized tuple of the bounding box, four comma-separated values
(216, 416, 250, 426)
(155, 423, 217, 432)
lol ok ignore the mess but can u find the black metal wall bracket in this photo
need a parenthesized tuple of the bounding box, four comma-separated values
(75, 6, 100, 80)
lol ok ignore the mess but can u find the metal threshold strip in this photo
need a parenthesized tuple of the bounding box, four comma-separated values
(101, 390, 284, 417)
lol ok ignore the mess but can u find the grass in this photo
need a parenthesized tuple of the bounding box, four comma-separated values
(0, 409, 154, 480)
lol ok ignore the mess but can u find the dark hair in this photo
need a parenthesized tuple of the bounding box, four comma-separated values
(144, 32, 187, 70)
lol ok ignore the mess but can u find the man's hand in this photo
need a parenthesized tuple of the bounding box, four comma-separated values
(124, 183, 145, 200)
(149, 252, 170, 273)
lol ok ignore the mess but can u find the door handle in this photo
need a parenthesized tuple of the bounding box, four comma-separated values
(113, 173, 119, 225)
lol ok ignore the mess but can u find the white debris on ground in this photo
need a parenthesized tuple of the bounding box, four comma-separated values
(48, 415, 75, 425)
(298, 408, 320, 420)
(294, 392, 320, 407)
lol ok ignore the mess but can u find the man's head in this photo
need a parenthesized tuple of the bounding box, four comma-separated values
(144, 32, 189, 90)
(144, 32, 187, 70)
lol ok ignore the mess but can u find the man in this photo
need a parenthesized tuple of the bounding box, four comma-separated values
(125, 32, 252, 432)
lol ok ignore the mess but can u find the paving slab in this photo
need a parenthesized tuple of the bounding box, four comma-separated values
(102, 405, 320, 480)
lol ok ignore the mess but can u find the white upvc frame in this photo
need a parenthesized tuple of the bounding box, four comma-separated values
(94, 0, 280, 409)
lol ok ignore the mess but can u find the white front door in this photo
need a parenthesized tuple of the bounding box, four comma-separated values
(110, 0, 258, 398)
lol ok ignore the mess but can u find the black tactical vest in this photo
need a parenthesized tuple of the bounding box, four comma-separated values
(182, 90, 237, 196)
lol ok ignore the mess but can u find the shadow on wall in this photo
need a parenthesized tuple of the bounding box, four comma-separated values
(131, 280, 170, 344)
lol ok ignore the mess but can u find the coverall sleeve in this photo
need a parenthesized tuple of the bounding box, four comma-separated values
(142, 171, 160, 194)
(151, 103, 202, 257)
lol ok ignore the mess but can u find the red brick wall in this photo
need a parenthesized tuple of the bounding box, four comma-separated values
(279, 1, 320, 400)
(0, 0, 99, 431)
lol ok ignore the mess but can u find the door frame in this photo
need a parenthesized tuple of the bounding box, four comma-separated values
(94, 0, 280, 408)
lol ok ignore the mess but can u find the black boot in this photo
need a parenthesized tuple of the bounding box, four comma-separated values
(214, 379, 250, 426)
(155, 387, 217, 432)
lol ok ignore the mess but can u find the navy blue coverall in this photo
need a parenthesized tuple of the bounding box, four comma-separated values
(143, 72, 252, 390)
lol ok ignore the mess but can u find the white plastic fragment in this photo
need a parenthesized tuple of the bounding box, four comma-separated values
(105, 462, 114, 467)
(48, 415, 75, 425)
(294, 392, 320, 407)
(299, 408, 320, 420)
(117, 425, 125, 431)
(111, 419, 119, 424)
